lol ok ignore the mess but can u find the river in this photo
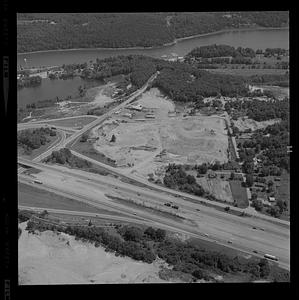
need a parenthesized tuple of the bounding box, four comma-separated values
(17, 28, 289, 108)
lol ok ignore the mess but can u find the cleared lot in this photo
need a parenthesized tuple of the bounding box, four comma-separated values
(85, 88, 229, 180)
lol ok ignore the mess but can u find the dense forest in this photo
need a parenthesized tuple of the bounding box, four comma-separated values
(225, 97, 289, 122)
(18, 127, 56, 153)
(153, 67, 248, 101)
(17, 12, 288, 52)
(22, 212, 289, 282)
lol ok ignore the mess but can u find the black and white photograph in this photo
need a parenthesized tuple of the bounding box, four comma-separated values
(11, 11, 294, 286)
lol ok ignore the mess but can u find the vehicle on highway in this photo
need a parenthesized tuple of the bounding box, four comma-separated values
(51, 126, 56, 130)
(253, 250, 258, 254)
(133, 213, 137, 215)
(164, 203, 171, 207)
(264, 254, 279, 261)
(204, 233, 209, 237)
(196, 209, 200, 211)
(252, 227, 257, 230)
(33, 179, 43, 184)
(172, 205, 179, 210)
(227, 240, 233, 244)
(137, 193, 140, 196)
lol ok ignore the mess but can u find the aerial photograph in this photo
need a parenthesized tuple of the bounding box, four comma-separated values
(17, 12, 290, 284)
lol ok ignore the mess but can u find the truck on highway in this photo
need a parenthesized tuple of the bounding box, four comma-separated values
(33, 179, 43, 184)
(264, 254, 279, 261)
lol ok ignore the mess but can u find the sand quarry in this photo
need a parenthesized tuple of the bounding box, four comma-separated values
(90, 88, 229, 179)
(234, 117, 281, 132)
(18, 222, 168, 285)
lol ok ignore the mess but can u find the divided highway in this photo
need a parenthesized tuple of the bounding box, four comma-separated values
(17, 71, 290, 271)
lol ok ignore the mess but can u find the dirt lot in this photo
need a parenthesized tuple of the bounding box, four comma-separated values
(233, 117, 281, 132)
(18, 222, 167, 284)
(88, 88, 229, 180)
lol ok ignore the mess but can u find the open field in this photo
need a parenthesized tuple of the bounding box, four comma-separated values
(207, 68, 287, 76)
(18, 182, 122, 215)
(18, 222, 167, 284)
(229, 180, 249, 208)
(233, 117, 281, 132)
(40, 116, 98, 128)
(277, 172, 290, 215)
(196, 176, 234, 203)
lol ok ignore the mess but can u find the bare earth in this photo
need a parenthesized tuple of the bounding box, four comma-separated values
(90, 88, 228, 180)
(234, 117, 281, 131)
(18, 222, 167, 285)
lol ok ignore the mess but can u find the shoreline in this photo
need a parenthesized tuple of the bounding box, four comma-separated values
(17, 26, 289, 56)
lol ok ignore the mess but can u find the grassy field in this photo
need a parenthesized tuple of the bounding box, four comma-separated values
(207, 68, 287, 77)
(277, 171, 290, 213)
(41, 116, 97, 128)
(229, 180, 249, 208)
(18, 182, 122, 215)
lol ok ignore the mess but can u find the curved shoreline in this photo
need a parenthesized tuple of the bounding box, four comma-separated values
(17, 26, 289, 55)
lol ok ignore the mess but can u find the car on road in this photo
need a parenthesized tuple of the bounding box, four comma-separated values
(196, 209, 200, 211)
(253, 250, 258, 254)
(204, 233, 209, 237)
(227, 240, 233, 244)
(133, 213, 137, 215)
(252, 227, 257, 230)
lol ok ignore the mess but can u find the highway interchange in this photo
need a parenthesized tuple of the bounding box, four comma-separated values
(18, 73, 290, 270)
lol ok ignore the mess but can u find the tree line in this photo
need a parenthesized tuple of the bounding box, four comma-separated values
(23, 212, 290, 282)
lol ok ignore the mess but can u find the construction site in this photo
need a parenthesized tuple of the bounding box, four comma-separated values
(88, 88, 229, 181)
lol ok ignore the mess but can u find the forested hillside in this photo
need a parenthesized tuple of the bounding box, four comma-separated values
(17, 12, 289, 53)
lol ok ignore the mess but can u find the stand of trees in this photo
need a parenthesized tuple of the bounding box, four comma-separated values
(18, 127, 56, 153)
(186, 44, 256, 59)
(44, 148, 92, 169)
(17, 75, 42, 89)
(225, 97, 289, 122)
(163, 164, 205, 197)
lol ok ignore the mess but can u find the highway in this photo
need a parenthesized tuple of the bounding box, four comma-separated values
(17, 71, 290, 270)
(18, 161, 290, 270)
